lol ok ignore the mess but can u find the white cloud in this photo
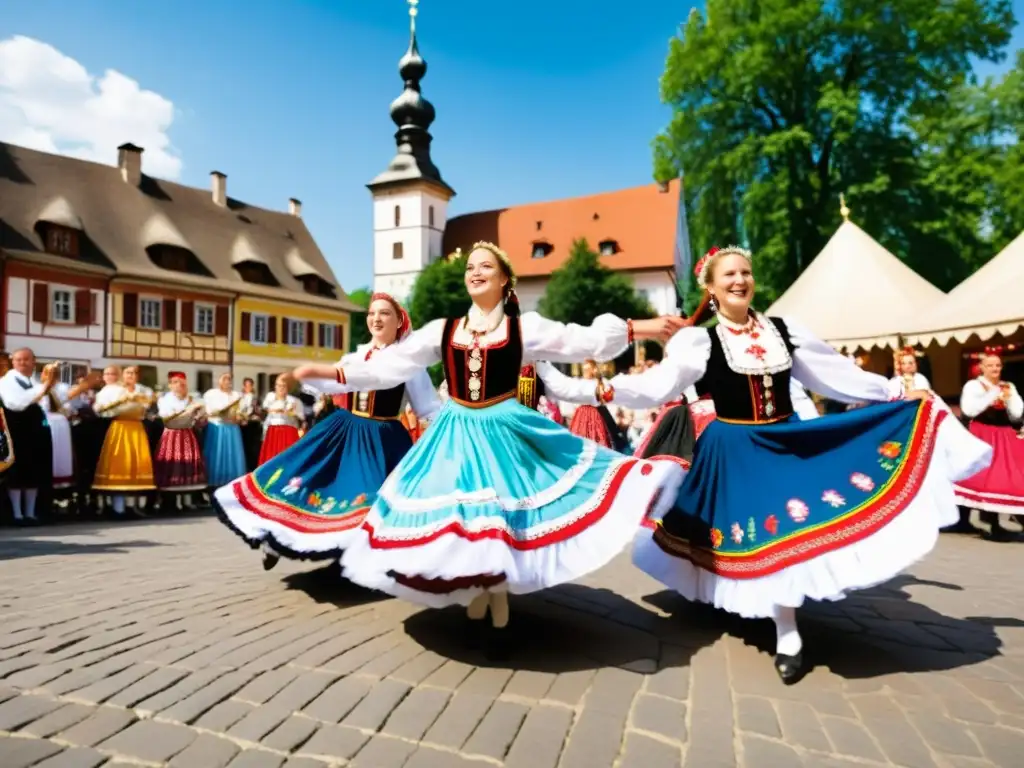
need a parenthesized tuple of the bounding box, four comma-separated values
(0, 35, 182, 179)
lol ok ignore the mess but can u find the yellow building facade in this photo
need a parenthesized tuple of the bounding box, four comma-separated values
(233, 296, 350, 393)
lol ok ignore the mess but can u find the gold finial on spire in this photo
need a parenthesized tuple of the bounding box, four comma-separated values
(408, 0, 419, 34)
(839, 193, 850, 222)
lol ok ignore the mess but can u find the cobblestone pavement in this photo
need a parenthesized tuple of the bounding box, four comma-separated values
(0, 515, 1021, 768)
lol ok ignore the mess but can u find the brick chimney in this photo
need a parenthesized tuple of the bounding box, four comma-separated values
(288, 198, 302, 217)
(657, 180, 669, 193)
(211, 171, 227, 207)
(117, 143, 143, 186)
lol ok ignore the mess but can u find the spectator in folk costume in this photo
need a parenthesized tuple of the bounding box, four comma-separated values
(238, 377, 263, 472)
(155, 372, 207, 511)
(0, 348, 55, 524)
(0, 353, 15, 479)
(71, 366, 117, 514)
(259, 375, 304, 464)
(45, 367, 95, 508)
(203, 373, 247, 488)
(888, 347, 931, 399)
(93, 365, 157, 517)
(955, 352, 1024, 541)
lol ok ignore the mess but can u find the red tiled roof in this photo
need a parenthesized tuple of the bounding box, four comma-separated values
(442, 179, 681, 278)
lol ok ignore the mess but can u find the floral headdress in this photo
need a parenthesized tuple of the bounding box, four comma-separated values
(694, 245, 753, 289)
(369, 292, 411, 340)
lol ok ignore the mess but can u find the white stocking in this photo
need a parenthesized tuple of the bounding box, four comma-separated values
(489, 591, 509, 629)
(773, 605, 802, 656)
(23, 489, 38, 519)
(466, 592, 489, 620)
(8, 489, 22, 519)
(112, 495, 126, 514)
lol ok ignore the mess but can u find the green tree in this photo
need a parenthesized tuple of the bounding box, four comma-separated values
(346, 287, 372, 351)
(407, 253, 471, 330)
(653, 0, 1016, 300)
(539, 239, 655, 327)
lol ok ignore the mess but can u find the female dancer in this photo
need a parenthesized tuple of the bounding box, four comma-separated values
(203, 374, 247, 488)
(294, 243, 685, 657)
(215, 293, 440, 571)
(889, 347, 931, 399)
(94, 366, 157, 515)
(954, 352, 1023, 540)
(599, 245, 991, 683)
(258, 376, 304, 464)
(154, 372, 207, 510)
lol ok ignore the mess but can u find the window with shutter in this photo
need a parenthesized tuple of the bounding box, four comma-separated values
(31, 282, 49, 324)
(317, 323, 325, 348)
(215, 305, 230, 336)
(122, 292, 139, 327)
(268, 315, 278, 344)
(240, 312, 252, 341)
(162, 299, 177, 330)
(306, 320, 315, 347)
(74, 289, 92, 325)
(180, 301, 194, 333)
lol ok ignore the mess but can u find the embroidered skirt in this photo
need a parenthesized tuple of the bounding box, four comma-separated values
(568, 404, 614, 448)
(954, 421, 1024, 514)
(204, 422, 247, 487)
(93, 419, 156, 492)
(634, 398, 992, 619)
(258, 424, 301, 465)
(215, 409, 412, 560)
(48, 412, 75, 489)
(155, 427, 207, 491)
(339, 397, 685, 608)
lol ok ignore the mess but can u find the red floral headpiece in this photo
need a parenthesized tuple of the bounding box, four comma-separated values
(370, 292, 411, 340)
(694, 245, 752, 288)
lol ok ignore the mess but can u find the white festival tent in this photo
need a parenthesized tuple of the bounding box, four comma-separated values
(901, 230, 1024, 346)
(766, 216, 946, 351)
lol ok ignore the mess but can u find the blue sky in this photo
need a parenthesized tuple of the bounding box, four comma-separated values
(2, 0, 1021, 294)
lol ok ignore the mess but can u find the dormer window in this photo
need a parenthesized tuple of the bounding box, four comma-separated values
(301, 275, 337, 299)
(146, 244, 213, 276)
(532, 242, 553, 259)
(234, 262, 280, 287)
(599, 239, 619, 256)
(44, 225, 79, 257)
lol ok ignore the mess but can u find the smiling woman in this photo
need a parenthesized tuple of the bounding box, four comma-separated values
(294, 242, 687, 659)
(597, 245, 995, 685)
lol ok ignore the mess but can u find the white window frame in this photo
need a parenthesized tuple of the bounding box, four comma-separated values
(532, 244, 547, 259)
(194, 303, 215, 335)
(321, 322, 337, 350)
(285, 318, 306, 347)
(139, 297, 162, 330)
(600, 241, 617, 256)
(251, 313, 269, 345)
(49, 286, 74, 324)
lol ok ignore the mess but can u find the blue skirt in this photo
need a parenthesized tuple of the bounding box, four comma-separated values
(339, 397, 685, 607)
(634, 398, 992, 618)
(214, 409, 412, 559)
(203, 422, 247, 487)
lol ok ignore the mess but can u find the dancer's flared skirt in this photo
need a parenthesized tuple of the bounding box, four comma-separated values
(204, 423, 247, 487)
(954, 421, 1024, 514)
(258, 424, 301, 465)
(339, 397, 685, 608)
(568, 404, 614, 448)
(93, 419, 156, 491)
(634, 398, 992, 618)
(155, 427, 207, 491)
(215, 409, 413, 560)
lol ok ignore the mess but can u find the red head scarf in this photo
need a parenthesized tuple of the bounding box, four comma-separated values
(168, 371, 186, 382)
(369, 292, 411, 342)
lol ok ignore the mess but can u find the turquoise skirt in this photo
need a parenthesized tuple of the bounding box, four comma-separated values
(204, 422, 246, 487)
(339, 397, 685, 607)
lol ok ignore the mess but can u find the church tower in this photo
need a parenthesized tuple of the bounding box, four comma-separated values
(369, 0, 455, 302)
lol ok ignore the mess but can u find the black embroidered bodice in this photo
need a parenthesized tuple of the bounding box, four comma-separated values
(972, 386, 1015, 427)
(442, 316, 524, 406)
(348, 383, 406, 420)
(695, 317, 796, 423)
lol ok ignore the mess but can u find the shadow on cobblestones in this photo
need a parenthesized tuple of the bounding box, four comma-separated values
(643, 574, 1011, 682)
(0, 537, 165, 561)
(280, 564, 388, 608)
(402, 586, 707, 674)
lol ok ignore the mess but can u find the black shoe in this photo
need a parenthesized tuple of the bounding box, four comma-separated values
(986, 526, 1013, 542)
(774, 652, 804, 685)
(485, 625, 512, 662)
(262, 552, 280, 571)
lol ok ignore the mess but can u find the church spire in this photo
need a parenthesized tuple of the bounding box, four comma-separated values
(368, 0, 454, 197)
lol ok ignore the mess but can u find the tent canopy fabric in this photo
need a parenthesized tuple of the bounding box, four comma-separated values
(766, 220, 946, 350)
(901, 231, 1024, 346)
